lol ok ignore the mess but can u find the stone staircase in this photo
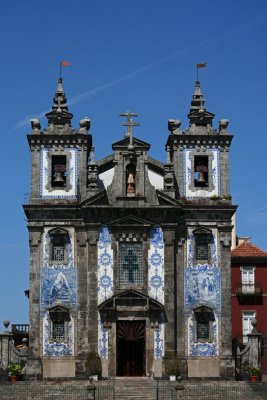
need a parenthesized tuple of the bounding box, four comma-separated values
(1, 379, 267, 400)
(114, 378, 158, 400)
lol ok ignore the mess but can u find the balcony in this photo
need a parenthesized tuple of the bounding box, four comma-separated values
(236, 285, 262, 304)
(11, 324, 29, 347)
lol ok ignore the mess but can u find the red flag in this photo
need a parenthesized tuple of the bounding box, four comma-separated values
(197, 63, 207, 68)
(60, 61, 71, 66)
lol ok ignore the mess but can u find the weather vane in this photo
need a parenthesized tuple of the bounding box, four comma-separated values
(59, 61, 71, 79)
(196, 62, 207, 81)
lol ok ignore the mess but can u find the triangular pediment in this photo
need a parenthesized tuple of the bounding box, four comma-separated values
(98, 289, 164, 311)
(112, 136, 150, 150)
(116, 289, 148, 299)
(193, 227, 212, 235)
(156, 190, 182, 206)
(48, 227, 69, 235)
(109, 214, 152, 227)
(49, 305, 70, 313)
(80, 190, 109, 206)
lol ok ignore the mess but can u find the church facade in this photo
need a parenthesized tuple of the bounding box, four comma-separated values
(24, 78, 236, 379)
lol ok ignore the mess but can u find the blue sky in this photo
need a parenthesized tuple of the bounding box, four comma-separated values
(0, 0, 267, 325)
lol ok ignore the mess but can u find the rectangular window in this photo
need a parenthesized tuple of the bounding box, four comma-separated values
(242, 311, 255, 343)
(49, 232, 68, 263)
(119, 242, 143, 286)
(195, 235, 209, 261)
(52, 320, 65, 342)
(241, 267, 255, 293)
(194, 155, 209, 187)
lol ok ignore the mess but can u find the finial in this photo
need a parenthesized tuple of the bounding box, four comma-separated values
(251, 318, 258, 333)
(56, 77, 64, 94)
(119, 111, 140, 150)
(219, 119, 229, 132)
(45, 76, 73, 126)
(79, 117, 91, 133)
(168, 119, 181, 134)
(31, 118, 41, 131)
(3, 320, 10, 332)
(187, 79, 214, 126)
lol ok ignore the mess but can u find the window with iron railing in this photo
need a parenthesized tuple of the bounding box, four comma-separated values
(52, 321, 65, 342)
(241, 266, 255, 293)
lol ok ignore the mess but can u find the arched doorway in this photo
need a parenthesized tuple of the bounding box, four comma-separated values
(117, 320, 145, 376)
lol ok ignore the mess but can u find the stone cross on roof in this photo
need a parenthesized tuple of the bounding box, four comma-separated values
(119, 111, 140, 149)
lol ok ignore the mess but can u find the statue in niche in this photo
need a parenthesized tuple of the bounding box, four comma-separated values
(126, 167, 136, 196)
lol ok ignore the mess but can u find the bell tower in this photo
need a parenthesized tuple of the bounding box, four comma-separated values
(167, 80, 232, 199)
(24, 77, 92, 379)
(28, 77, 92, 202)
(166, 81, 236, 378)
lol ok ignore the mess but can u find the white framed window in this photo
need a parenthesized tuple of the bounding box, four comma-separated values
(242, 311, 256, 343)
(241, 266, 255, 293)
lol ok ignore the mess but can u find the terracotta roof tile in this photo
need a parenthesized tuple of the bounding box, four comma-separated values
(231, 241, 267, 258)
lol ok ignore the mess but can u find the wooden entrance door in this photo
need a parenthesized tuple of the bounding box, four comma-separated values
(117, 321, 145, 376)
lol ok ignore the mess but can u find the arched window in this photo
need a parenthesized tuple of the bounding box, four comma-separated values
(126, 164, 136, 196)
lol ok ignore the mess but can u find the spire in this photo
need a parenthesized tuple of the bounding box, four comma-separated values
(187, 81, 214, 127)
(190, 81, 205, 112)
(45, 77, 73, 127)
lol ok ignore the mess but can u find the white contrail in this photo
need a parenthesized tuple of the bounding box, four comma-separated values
(15, 12, 267, 130)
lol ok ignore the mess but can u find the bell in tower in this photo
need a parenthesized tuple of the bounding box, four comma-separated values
(51, 155, 67, 187)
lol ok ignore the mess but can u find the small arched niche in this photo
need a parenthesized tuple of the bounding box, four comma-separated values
(126, 163, 136, 196)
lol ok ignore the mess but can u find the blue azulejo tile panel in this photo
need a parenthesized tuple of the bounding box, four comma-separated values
(97, 226, 113, 360)
(154, 324, 165, 360)
(98, 314, 108, 360)
(41, 267, 77, 308)
(182, 148, 220, 198)
(148, 226, 164, 305)
(97, 225, 114, 305)
(40, 147, 78, 198)
(43, 312, 74, 356)
(184, 265, 221, 314)
(148, 226, 165, 360)
(188, 313, 218, 357)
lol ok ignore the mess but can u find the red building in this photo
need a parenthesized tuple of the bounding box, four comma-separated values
(231, 239, 267, 380)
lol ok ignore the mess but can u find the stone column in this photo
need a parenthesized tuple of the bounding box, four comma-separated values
(76, 229, 89, 377)
(26, 229, 42, 380)
(0, 321, 12, 370)
(219, 227, 235, 378)
(163, 229, 176, 357)
(87, 230, 99, 352)
(176, 238, 188, 377)
(30, 148, 41, 199)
